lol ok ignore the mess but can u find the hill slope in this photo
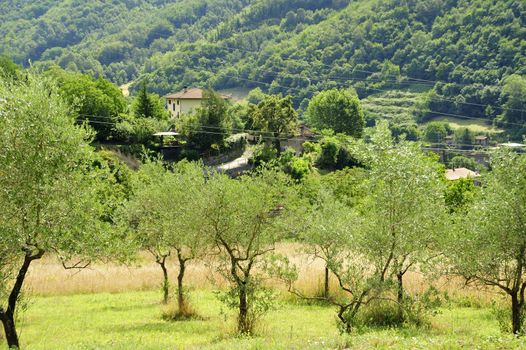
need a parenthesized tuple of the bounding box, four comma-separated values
(1, 0, 525, 129)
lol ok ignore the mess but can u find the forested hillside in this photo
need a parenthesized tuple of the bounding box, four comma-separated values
(1, 0, 525, 132)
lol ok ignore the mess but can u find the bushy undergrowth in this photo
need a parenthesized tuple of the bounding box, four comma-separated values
(338, 287, 442, 332)
(217, 284, 277, 335)
(161, 299, 201, 321)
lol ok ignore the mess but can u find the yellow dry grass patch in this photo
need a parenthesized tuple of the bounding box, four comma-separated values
(24, 243, 498, 305)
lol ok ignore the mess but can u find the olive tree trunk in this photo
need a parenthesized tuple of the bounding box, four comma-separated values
(323, 265, 330, 299)
(1, 250, 43, 349)
(238, 282, 249, 334)
(176, 251, 187, 312)
(156, 256, 170, 304)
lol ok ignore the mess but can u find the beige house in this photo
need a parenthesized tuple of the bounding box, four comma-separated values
(165, 87, 231, 119)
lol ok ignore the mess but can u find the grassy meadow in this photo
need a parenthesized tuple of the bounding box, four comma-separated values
(426, 117, 504, 134)
(5, 244, 524, 349)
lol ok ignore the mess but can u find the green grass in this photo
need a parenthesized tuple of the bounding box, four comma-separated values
(362, 90, 422, 126)
(427, 116, 504, 134)
(10, 290, 526, 349)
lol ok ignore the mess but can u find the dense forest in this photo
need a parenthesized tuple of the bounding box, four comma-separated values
(1, 0, 526, 134)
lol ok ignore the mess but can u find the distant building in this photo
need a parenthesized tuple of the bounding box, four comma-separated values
(164, 87, 231, 119)
(445, 167, 480, 181)
(445, 135, 454, 146)
(475, 135, 489, 146)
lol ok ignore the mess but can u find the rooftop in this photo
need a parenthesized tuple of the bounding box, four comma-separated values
(445, 167, 480, 181)
(165, 87, 231, 100)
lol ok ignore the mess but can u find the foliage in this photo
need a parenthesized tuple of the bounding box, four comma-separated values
(2, 1, 525, 137)
(132, 83, 168, 120)
(176, 89, 231, 152)
(356, 122, 446, 306)
(448, 150, 526, 334)
(200, 169, 293, 334)
(306, 88, 365, 138)
(448, 155, 481, 172)
(114, 114, 171, 148)
(444, 177, 477, 213)
(279, 153, 312, 181)
(305, 132, 361, 170)
(45, 66, 127, 141)
(424, 121, 451, 143)
(0, 69, 122, 348)
(119, 159, 208, 307)
(497, 75, 526, 126)
(0, 55, 20, 80)
(249, 94, 297, 154)
(453, 128, 474, 147)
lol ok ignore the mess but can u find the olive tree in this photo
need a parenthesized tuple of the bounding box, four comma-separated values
(358, 123, 446, 304)
(201, 170, 291, 334)
(275, 187, 393, 333)
(120, 160, 208, 310)
(0, 71, 118, 348)
(449, 150, 526, 334)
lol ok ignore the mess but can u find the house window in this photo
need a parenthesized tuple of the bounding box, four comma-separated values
(173, 103, 175, 111)
(168, 100, 172, 105)
(177, 100, 180, 105)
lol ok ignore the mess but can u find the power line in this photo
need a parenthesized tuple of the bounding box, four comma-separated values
(214, 71, 525, 128)
(77, 117, 512, 155)
(91, 26, 524, 114)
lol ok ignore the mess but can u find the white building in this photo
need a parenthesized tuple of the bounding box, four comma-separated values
(164, 87, 231, 119)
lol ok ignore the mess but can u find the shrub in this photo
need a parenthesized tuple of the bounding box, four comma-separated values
(251, 144, 278, 166)
(161, 300, 200, 322)
(179, 149, 201, 161)
(217, 283, 277, 335)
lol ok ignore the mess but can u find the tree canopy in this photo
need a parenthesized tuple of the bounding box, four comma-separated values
(306, 88, 364, 137)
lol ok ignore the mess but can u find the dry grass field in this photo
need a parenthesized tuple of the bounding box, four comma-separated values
(4, 243, 519, 349)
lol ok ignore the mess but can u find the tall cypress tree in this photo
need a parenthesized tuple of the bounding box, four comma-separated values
(134, 83, 155, 118)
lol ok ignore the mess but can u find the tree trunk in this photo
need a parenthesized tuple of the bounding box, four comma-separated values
(158, 259, 169, 304)
(1, 251, 42, 348)
(511, 292, 522, 334)
(176, 257, 186, 311)
(324, 265, 330, 299)
(397, 272, 404, 304)
(238, 282, 249, 334)
(273, 138, 281, 156)
(0, 312, 19, 349)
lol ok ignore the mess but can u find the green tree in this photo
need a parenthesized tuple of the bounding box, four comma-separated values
(0, 55, 20, 80)
(454, 128, 474, 148)
(448, 150, 526, 334)
(250, 94, 297, 155)
(276, 187, 390, 333)
(444, 177, 477, 213)
(201, 170, 292, 334)
(424, 121, 450, 143)
(498, 75, 526, 125)
(133, 83, 167, 120)
(120, 160, 208, 309)
(177, 90, 231, 152)
(358, 122, 446, 304)
(306, 89, 364, 138)
(449, 155, 480, 172)
(46, 66, 127, 141)
(0, 71, 119, 348)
